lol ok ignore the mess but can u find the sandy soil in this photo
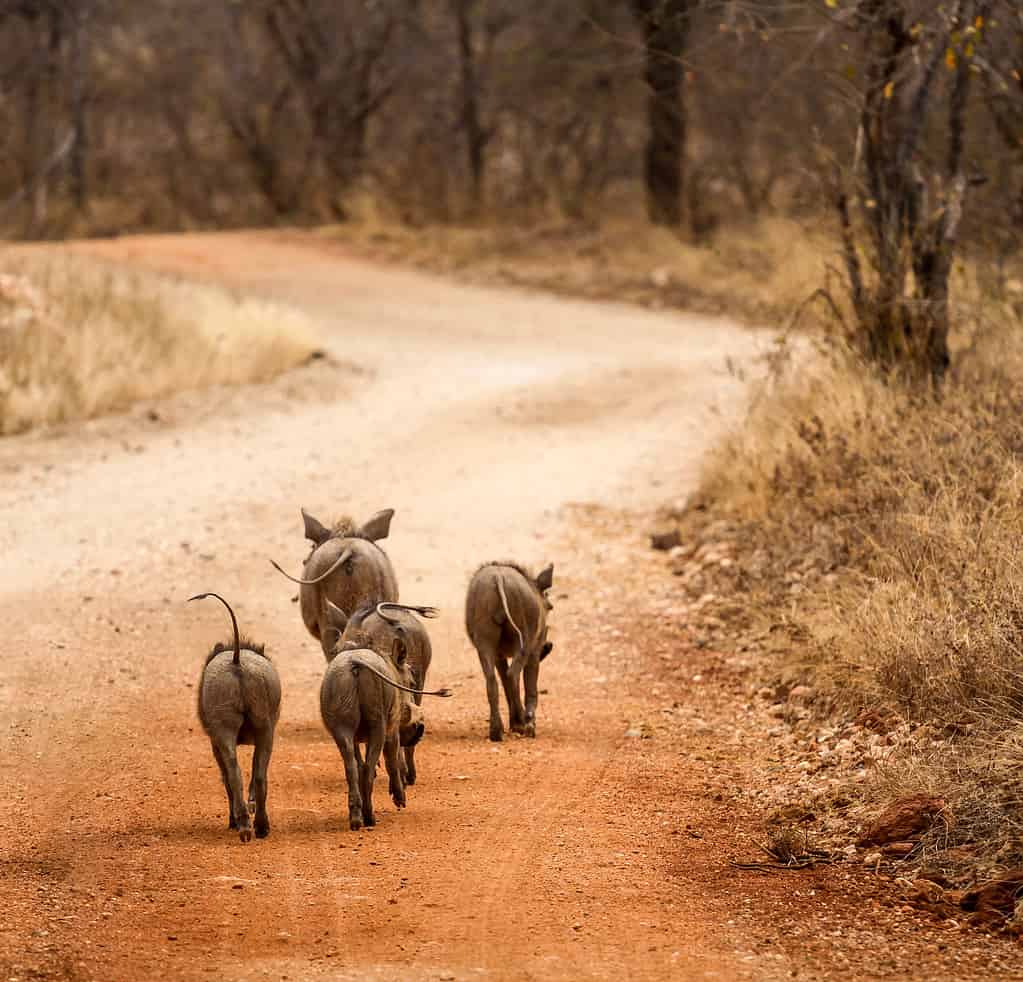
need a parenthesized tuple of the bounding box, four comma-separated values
(1, 231, 1019, 981)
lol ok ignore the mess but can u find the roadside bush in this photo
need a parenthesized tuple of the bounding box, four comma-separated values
(690, 301, 1023, 861)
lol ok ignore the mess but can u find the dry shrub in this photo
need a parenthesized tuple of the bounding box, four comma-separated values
(0, 255, 318, 435)
(694, 297, 1023, 859)
(322, 214, 831, 326)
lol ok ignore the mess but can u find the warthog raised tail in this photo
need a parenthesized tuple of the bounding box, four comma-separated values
(191, 592, 281, 843)
(270, 507, 399, 658)
(465, 562, 554, 742)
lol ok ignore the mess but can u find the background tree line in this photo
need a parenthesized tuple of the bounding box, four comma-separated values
(1, 1, 1020, 378)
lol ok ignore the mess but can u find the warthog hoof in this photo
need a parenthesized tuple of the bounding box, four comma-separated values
(405, 768, 417, 787)
(255, 820, 270, 839)
(238, 827, 253, 843)
(349, 809, 363, 831)
(523, 720, 536, 738)
(489, 724, 504, 742)
(228, 816, 239, 830)
(391, 788, 406, 809)
(363, 812, 376, 828)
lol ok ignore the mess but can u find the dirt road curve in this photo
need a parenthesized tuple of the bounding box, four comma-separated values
(1, 232, 1016, 982)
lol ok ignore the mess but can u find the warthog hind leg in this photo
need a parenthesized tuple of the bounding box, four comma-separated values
(212, 741, 238, 829)
(251, 727, 274, 839)
(333, 728, 363, 831)
(403, 744, 417, 786)
(496, 656, 526, 733)
(214, 736, 251, 842)
(523, 657, 540, 738)
(384, 733, 405, 809)
(361, 724, 384, 827)
(476, 644, 504, 741)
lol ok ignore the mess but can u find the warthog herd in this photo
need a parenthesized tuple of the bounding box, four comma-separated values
(192, 508, 555, 841)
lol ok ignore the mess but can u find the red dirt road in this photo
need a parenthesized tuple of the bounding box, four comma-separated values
(1, 232, 1019, 981)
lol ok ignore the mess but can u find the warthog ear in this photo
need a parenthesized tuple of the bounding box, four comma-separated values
(391, 637, 408, 667)
(325, 600, 349, 632)
(302, 508, 331, 546)
(536, 564, 554, 593)
(357, 509, 395, 542)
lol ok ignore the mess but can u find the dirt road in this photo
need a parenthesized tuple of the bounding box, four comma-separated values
(1, 232, 1017, 982)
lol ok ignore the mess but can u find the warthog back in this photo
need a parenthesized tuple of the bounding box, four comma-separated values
(272, 508, 399, 659)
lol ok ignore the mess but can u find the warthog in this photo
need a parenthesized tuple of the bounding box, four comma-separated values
(465, 562, 554, 742)
(320, 639, 451, 830)
(190, 592, 281, 843)
(325, 600, 438, 785)
(270, 507, 399, 659)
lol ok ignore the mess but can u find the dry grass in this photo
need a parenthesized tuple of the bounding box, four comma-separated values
(684, 284, 1023, 864)
(0, 254, 318, 435)
(321, 214, 832, 326)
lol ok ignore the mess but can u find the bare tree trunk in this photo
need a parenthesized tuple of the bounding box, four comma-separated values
(836, 0, 989, 384)
(69, 1, 90, 213)
(450, 0, 486, 214)
(631, 0, 689, 227)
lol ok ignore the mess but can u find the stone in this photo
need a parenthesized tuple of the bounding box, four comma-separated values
(858, 794, 947, 847)
(881, 840, 916, 858)
(650, 528, 682, 551)
(960, 869, 1023, 926)
(787, 685, 815, 704)
(906, 878, 947, 905)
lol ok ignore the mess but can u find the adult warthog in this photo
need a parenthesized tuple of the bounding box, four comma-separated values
(191, 592, 281, 843)
(465, 562, 554, 742)
(321, 639, 451, 831)
(325, 600, 438, 785)
(270, 507, 398, 658)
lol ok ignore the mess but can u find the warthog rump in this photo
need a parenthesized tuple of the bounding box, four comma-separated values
(326, 600, 438, 786)
(191, 592, 281, 843)
(270, 507, 399, 658)
(320, 639, 451, 831)
(465, 562, 554, 742)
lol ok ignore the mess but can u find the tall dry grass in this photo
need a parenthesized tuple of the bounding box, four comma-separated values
(0, 254, 318, 435)
(691, 284, 1023, 860)
(322, 214, 833, 325)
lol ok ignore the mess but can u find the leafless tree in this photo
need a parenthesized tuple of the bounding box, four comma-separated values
(832, 0, 993, 383)
(630, 0, 690, 227)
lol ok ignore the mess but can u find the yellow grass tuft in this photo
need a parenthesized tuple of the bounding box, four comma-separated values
(0, 254, 318, 435)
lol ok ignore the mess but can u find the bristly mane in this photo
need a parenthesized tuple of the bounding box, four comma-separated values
(474, 560, 537, 583)
(338, 630, 373, 651)
(204, 637, 268, 667)
(339, 525, 381, 542)
(307, 517, 378, 552)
